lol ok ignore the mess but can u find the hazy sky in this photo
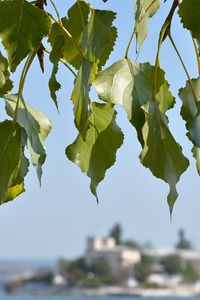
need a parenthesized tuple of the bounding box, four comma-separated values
(0, 0, 199, 260)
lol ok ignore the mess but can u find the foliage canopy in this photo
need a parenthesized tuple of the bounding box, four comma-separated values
(0, 0, 200, 215)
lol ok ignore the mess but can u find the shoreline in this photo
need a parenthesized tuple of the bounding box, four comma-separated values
(3, 285, 200, 297)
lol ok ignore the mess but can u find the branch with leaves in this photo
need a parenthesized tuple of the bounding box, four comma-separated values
(0, 0, 199, 216)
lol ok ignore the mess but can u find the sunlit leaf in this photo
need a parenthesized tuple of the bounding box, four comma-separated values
(134, 0, 160, 52)
(4, 94, 52, 182)
(66, 102, 124, 201)
(0, 0, 51, 71)
(157, 80, 175, 113)
(93, 59, 165, 145)
(6, 149, 29, 203)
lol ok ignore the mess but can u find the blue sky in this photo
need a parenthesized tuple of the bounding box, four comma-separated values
(0, 0, 199, 260)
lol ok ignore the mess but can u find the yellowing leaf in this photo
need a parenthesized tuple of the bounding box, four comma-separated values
(0, 120, 28, 204)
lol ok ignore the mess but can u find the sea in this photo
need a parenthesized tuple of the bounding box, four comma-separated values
(0, 296, 197, 300)
(0, 297, 198, 300)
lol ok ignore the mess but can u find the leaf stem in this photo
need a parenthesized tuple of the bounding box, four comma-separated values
(13, 48, 39, 124)
(168, 33, 199, 104)
(152, 19, 170, 101)
(191, 37, 200, 75)
(44, 48, 77, 77)
(152, 0, 179, 101)
(48, 0, 62, 25)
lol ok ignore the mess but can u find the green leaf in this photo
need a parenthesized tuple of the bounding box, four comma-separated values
(0, 120, 28, 204)
(192, 146, 200, 175)
(82, 9, 116, 63)
(49, 1, 90, 70)
(66, 102, 124, 201)
(179, 78, 200, 174)
(49, 63, 61, 111)
(0, 0, 51, 71)
(4, 94, 52, 182)
(179, 78, 200, 148)
(178, 0, 200, 44)
(6, 148, 29, 203)
(140, 100, 189, 214)
(0, 52, 13, 96)
(99, 26, 118, 69)
(157, 80, 175, 113)
(134, 0, 160, 52)
(93, 59, 165, 145)
(48, 36, 65, 110)
(71, 59, 98, 139)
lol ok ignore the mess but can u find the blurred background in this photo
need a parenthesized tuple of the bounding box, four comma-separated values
(0, 0, 200, 297)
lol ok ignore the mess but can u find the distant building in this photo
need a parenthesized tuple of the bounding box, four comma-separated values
(143, 248, 200, 273)
(85, 236, 141, 279)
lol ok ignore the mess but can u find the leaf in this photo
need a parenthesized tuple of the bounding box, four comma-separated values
(48, 36, 65, 110)
(179, 78, 200, 147)
(140, 100, 189, 214)
(0, 120, 28, 204)
(4, 94, 52, 182)
(71, 58, 98, 139)
(66, 102, 124, 200)
(192, 146, 200, 175)
(179, 78, 200, 174)
(157, 80, 175, 113)
(94, 58, 183, 212)
(134, 0, 160, 52)
(82, 9, 116, 63)
(49, 1, 90, 70)
(0, 0, 51, 71)
(178, 0, 200, 44)
(99, 26, 118, 69)
(6, 148, 29, 203)
(93, 59, 165, 145)
(0, 52, 13, 96)
(49, 63, 61, 111)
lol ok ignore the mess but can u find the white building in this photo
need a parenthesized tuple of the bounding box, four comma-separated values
(143, 248, 200, 273)
(85, 236, 141, 279)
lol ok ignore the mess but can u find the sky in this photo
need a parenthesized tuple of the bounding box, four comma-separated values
(0, 0, 199, 260)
